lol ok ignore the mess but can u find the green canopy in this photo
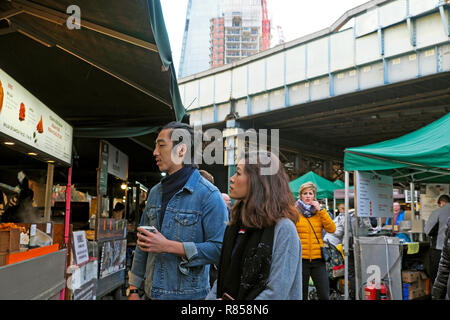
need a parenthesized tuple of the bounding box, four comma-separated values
(289, 171, 339, 199)
(333, 179, 345, 188)
(344, 113, 450, 183)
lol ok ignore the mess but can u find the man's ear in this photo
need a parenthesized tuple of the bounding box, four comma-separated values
(178, 143, 187, 158)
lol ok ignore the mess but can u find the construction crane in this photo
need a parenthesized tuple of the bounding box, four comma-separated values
(261, 0, 270, 50)
(276, 25, 285, 44)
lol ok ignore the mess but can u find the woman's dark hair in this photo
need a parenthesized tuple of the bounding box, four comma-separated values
(230, 151, 299, 228)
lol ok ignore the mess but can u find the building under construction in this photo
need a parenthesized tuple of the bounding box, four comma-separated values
(210, 0, 270, 68)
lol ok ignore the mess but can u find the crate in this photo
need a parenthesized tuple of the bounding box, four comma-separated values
(0, 229, 20, 253)
(6, 244, 59, 265)
(0, 252, 6, 266)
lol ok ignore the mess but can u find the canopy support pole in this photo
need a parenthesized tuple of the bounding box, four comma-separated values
(410, 180, 416, 219)
(333, 197, 336, 219)
(60, 166, 72, 300)
(344, 170, 350, 300)
(43, 163, 54, 222)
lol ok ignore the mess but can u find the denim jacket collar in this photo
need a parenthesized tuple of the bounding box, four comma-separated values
(179, 168, 200, 194)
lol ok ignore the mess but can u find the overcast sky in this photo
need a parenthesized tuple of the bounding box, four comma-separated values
(160, 0, 370, 74)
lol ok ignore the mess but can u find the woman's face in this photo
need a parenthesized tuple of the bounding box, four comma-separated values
(229, 161, 249, 201)
(300, 188, 315, 204)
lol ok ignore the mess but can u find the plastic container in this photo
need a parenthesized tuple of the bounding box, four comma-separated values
(402, 283, 410, 300)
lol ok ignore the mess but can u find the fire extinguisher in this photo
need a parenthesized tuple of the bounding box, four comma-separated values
(364, 283, 389, 300)
(379, 283, 389, 300)
(364, 285, 377, 300)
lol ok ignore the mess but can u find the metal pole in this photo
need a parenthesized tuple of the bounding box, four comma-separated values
(43, 163, 54, 222)
(333, 196, 336, 219)
(410, 181, 416, 218)
(60, 166, 72, 300)
(344, 170, 349, 300)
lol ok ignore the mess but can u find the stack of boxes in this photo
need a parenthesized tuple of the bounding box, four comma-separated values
(0, 228, 20, 266)
(402, 270, 430, 299)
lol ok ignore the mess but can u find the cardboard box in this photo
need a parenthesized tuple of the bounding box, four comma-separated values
(411, 219, 425, 233)
(399, 220, 412, 231)
(408, 287, 426, 300)
(402, 270, 421, 283)
(424, 279, 430, 295)
(402, 271, 429, 298)
(0, 228, 20, 253)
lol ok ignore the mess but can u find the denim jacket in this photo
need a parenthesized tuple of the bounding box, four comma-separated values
(128, 169, 229, 299)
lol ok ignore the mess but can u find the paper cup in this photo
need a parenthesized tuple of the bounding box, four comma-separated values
(140, 226, 156, 233)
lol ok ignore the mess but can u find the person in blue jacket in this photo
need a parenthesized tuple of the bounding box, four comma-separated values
(128, 122, 229, 300)
(385, 202, 405, 226)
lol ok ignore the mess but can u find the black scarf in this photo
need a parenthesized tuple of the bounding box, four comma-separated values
(216, 216, 275, 300)
(160, 166, 195, 227)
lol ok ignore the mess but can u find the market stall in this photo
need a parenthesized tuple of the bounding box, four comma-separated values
(342, 112, 450, 300)
(0, 0, 184, 300)
(0, 66, 73, 299)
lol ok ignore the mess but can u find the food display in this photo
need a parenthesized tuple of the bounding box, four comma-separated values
(19, 102, 25, 121)
(36, 115, 44, 133)
(0, 223, 26, 233)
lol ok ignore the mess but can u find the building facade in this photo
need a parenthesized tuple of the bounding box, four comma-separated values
(179, 0, 264, 78)
(211, 0, 262, 67)
(178, 0, 222, 78)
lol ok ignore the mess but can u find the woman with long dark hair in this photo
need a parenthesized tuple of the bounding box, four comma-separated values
(206, 151, 302, 300)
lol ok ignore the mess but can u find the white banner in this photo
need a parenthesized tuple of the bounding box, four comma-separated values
(355, 171, 393, 217)
(0, 68, 73, 164)
(106, 141, 128, 180)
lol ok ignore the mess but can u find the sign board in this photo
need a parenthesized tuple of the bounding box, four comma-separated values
(72, 231, 89, 265)
(355, 171, 393, 217)
(72, 278, 97, 300)
(404, 190, 419, 203)
(98, 141, 109, 196)
(106, 141, 128, 180)
(99, 239, 127, 279)
(0, 68, 73, 165)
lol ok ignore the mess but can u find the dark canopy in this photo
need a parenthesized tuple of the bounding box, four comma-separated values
(0, 0, 185, 137)
(0, 0, 185, 188)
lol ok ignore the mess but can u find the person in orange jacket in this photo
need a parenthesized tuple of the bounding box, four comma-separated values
(295, 181, 336, 300)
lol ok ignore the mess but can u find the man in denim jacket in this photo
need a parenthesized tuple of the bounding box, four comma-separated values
(128, 122, 229, 300)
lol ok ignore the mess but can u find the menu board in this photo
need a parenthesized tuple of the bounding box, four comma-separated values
(106, 141, 128, 181)
(0, 68, 73, 165)
(355, 171, 393, 217)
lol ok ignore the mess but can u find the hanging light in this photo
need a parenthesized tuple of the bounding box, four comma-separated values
(121, 182, 127, 190)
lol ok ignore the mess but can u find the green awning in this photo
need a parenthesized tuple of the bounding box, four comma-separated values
(333, 179, 345, 188)
(289, 171, 339, 199)
(344, 113, 450, 183)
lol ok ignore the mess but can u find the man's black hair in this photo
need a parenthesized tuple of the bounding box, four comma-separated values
(160, 121, 200, 168)
(113, 202, 125, 212)
(438, 194, 450, 204)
